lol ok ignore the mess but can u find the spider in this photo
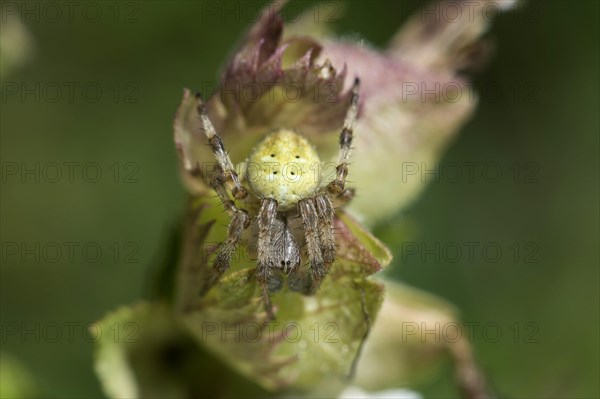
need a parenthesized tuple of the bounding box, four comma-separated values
(198, 78, 360, 317)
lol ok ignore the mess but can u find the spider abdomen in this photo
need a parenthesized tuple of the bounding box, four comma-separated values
(245, 129, 321, 210)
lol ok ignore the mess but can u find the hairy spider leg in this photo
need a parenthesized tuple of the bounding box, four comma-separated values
(202, 173, 251, 294)
(196, 93, 247, 200)
(257, 198, 278, 318)
(328, 78, 360, 195)
(298, 198, 326, 293)
(314, 194, 336, 268)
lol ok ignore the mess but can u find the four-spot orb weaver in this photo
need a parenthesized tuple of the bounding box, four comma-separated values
(198, 78, 361, 317)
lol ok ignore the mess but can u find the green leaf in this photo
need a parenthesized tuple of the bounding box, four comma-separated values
(173, 193, 389, 397)
(353, 279, 491, 398)
(94, 302, 271, 399)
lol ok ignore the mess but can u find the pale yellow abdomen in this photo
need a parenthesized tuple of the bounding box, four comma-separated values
(245, 129, 322, 210)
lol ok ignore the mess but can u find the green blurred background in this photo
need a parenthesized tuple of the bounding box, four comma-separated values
(1, 1, 598, 398)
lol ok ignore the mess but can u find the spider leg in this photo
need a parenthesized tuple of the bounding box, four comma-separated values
(257, 198, 278, 318)
(331, 187, 355, 208)
(202, 174, 251, 293)
(314, 194, 336, 269)
(328, 78, 360, 195)
(299, 198, 326, 293)
(195, 93, 247, 200)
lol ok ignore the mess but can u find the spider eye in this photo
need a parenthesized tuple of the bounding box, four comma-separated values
(271, 154, 275, 157)
(295, 155, 300, 159)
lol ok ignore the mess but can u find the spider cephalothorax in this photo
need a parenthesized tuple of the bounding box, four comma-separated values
(199, 78, 360, 316)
